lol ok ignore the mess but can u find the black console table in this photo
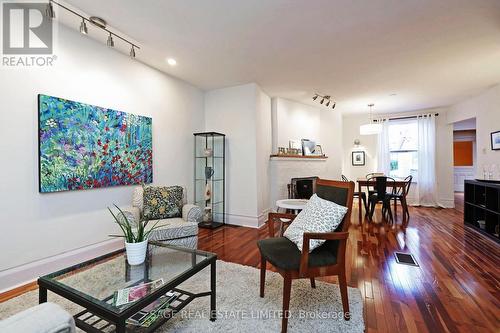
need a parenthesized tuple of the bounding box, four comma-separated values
(464, 180, 500, 242)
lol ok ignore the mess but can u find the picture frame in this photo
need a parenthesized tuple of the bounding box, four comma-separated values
(491, 131, 500, 150)
(352, 151, 365, 166)
(314, 144, 323, 156)
(301, 139, 316, 156)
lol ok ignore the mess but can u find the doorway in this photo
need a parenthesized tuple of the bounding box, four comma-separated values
(452, 118, 476, 210)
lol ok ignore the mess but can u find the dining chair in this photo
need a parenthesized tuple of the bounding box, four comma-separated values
(257, 179, 354, 333)
(389, 175, 412, 224)
(367, 176, 396, 223)
(342, 175, 368, 214)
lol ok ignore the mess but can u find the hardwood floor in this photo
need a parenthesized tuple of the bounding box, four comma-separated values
(198, 201, 500, 333)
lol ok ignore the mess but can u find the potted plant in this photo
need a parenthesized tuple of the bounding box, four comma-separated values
(108, 204, 160, 265)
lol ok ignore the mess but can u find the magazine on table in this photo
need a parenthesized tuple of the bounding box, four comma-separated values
(113, 279, 165, 306)
(126, 291, 178, 327)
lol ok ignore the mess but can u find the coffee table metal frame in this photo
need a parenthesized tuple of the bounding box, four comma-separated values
(38, 241, 217, 333)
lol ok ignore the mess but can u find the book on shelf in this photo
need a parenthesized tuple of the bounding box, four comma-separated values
(113, 278, 165, 307)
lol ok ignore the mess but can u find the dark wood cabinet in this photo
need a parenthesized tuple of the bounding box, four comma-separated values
(464, 180, 500, 242)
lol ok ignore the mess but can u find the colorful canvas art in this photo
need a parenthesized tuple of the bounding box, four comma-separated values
(38, 94, 153, 193)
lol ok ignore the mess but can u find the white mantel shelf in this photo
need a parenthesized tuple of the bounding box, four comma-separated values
(270, 154, 328, 161)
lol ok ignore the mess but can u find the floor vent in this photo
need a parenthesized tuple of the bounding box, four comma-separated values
(394, 252, 419, 266)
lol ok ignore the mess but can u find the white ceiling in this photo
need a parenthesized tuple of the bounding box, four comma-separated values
(63, 0, 500, 114)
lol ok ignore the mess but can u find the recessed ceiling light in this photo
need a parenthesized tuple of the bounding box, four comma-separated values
(390, 93, 397, 96)
(167, 58, 177, 66)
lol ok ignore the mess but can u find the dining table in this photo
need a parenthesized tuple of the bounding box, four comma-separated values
(356, 178, 409, 226)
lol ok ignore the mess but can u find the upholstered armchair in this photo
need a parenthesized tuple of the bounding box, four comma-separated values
(122, 186, 202, 249)
(257, 179, 354, 333)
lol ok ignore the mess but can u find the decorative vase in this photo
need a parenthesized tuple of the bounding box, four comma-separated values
(205, 166, 214, 179)
(125, 239, 148, 265)
(203, 148, 213, 157)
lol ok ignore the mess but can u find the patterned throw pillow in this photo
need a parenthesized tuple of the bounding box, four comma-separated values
(283, 194, 348, 252)
(143, 185, 184, 220)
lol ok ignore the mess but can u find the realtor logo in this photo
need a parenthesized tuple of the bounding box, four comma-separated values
(2, 2, 53, 54)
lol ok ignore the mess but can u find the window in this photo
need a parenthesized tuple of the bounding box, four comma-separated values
(388, 120, 418, 179)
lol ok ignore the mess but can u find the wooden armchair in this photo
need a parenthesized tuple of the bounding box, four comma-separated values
(257, 179, 354, 333)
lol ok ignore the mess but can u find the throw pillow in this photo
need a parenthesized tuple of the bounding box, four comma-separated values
(143, 185, 184, 220)
(283, 193, 348, 252)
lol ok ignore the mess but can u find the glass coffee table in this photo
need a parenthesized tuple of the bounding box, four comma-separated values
(38, 241, 217, 332)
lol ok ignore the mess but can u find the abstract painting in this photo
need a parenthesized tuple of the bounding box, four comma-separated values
(38, 94, 152, 193)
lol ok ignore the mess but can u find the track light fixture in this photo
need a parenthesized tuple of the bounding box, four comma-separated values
(106, 33, 114, 47)
(47, 1, 140, 58)
(45, 1, 55, 19)
(79, 19, 88, 35)
(312, 94, 337, 110)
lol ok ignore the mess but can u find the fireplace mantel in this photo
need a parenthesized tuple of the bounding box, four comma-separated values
(270, 154, 328, 160)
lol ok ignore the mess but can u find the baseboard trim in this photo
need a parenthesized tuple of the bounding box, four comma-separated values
(225, 213, 260, 228)
(0, 238, 123, 293)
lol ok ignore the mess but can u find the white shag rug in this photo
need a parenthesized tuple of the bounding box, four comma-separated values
(0, 260, 364, 332)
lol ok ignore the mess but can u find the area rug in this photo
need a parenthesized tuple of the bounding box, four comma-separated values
(0, 260, 364, 332)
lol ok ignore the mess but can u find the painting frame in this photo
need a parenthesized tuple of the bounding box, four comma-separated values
(352, 151, 366, 166)
(38, 94, 153, 193)
(491, 131, 500, 150)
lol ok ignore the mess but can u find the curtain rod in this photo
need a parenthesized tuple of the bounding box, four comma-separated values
(373, 113, 439, 122)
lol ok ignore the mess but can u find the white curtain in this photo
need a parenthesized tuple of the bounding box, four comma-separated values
(376, 119, 390, 175)
(417, 114, 438, 206)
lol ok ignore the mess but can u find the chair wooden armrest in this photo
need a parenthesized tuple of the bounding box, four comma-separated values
(299, 231, 349, 277)
(267, 212, 297, 237)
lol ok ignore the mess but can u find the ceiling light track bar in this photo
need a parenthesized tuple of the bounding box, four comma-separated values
(312, 93, 336, 109)
(48, 0, 140, 49)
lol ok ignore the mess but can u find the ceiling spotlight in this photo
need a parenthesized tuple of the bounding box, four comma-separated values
(312, 93, 336, 110)
(106, 33, 114, 47)
(130, 45, 136, 58)
(167, 58, 177, 66)
(45, 1, 55, 19)
(79, 19, 88, 35)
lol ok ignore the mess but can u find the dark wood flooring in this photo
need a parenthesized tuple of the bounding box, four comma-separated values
(198, 198, 500, 333)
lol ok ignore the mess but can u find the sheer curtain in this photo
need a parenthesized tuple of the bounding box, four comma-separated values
(376, 119, 390, 175)
(417, 114, 438, 206)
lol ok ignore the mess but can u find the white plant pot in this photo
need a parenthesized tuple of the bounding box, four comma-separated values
(125, 239, 148, 265)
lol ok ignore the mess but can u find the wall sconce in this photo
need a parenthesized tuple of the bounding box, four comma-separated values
(354, 139, 361, 147)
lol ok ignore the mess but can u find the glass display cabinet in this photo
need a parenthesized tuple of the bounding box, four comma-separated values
(194, 132, 225, 229)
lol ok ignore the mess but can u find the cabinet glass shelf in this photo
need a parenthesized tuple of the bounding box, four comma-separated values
(194, 132, 225, 229)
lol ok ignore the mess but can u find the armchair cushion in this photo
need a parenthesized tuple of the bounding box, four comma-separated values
(257, 237, 338, 271)
(148, 218, 198, 242)
(283, 194, 347, 252)
(143, 185, 183, 220)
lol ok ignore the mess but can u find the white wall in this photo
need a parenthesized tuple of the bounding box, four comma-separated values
(272, 98, 321, 150)
(0, 24, 204, 288)
(341, 108, 454, 208)
(204, 83, 272, 227)
(341, 116, 378, 181)
(255, 87, 272, 223)
(447, 84, 500, 178)
(271, 97, 343, 179)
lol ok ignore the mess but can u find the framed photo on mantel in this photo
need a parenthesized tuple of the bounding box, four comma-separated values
(491, 131, 500, 150)
(352, 151, 366, 166)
